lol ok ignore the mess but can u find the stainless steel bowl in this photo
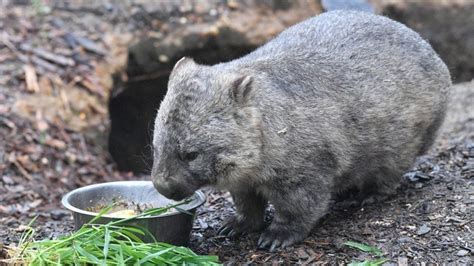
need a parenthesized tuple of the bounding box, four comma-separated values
(61, 181, 206, 246)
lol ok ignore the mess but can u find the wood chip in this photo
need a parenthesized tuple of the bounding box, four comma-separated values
(33, 47, 75, 66)
(20, 44, 75, 66)
(23, 64, 40, 93)
(66, 33, 106, 55)
(12, 160, 33, 181)
(31, 55, 61, 73)
(38, 76, 53, 95)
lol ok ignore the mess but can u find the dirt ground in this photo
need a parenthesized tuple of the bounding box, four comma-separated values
(0, 2, 472, 265)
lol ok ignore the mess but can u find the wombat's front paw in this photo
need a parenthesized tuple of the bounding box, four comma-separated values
(257, 224, 306, 251)
(218, 215, 264, 238)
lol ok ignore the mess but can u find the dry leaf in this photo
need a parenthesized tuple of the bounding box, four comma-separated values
(15, 224, 31, 232)
(36, 120, 49, 132)
(16, 155, 31, 167)
(45, 138, 67, 150)
(16, 155, 38, 172)
(29, 199, 43, 208)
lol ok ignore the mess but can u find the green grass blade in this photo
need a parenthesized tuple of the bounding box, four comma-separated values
(348, 258, 389, 266)
(103, 227, 111, 263)
(345, 241, 383, 256)
(87, 202, 117, 225)
(117, 229, 143, 243)
(137, 247, 174, 264)
(110, 244, 124, 265)
(118, 226, 146, 236)
(73, 242, 101, 264)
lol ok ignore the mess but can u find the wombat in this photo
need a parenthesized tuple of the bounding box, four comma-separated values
(151, 10, 451, 250)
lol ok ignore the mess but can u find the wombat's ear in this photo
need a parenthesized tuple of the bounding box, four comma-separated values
(230, 75, 253, 104)
(171, 57, 195, 73)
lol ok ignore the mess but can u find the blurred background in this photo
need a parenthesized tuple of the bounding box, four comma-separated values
(0, 1, 472, 264)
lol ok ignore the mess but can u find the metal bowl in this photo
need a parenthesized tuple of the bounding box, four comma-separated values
(61, 181, 205, 246)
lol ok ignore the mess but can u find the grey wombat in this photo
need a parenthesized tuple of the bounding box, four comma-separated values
(151, 10, 450, 250)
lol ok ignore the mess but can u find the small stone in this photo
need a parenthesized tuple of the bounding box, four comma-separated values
(416, 224, 431, 235)
(397, 237, 411, 244)
(398, 257, 408, 266)
(158, 54, 169, 63)
(296, 248, 309, 259)
(15, 225, 31, 232)
(404, 172, 418, 182)
(415, 183, 423, 189)
(50, 209, 69, 220)
(2, 175, 14, 184)
(416, 172, 431, 181)
(227, 0, 239, 9)
(179, 17, 187, 24)
(456, 249, 469, 256)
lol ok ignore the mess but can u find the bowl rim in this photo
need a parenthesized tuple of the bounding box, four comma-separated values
(61, 180, 206, 219)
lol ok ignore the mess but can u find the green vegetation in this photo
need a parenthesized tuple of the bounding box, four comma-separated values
(4, 202, 220, 265)
(345, 241, 387, 266)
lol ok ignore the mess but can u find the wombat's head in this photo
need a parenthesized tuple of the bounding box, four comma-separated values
(151, 58, 263, 200)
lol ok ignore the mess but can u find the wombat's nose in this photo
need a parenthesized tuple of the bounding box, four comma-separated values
(152, 180, 190, 200)
(152, 179, 173, 198)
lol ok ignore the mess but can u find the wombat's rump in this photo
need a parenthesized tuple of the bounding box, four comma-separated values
(151, 10, 451, 250)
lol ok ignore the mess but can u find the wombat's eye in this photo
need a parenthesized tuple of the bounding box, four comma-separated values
(181, 151, 198, 162)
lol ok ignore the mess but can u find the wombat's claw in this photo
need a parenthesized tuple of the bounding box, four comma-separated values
(257, 227, 303, 252)
(218, 216, 263, 238)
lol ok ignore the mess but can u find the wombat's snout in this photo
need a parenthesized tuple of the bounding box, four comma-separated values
(152, 177, 192, 201)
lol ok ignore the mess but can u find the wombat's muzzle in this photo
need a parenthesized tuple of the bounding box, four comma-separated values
(152, 179, 192, 201)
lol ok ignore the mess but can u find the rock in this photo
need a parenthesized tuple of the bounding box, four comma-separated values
(322, 0, 374, 13)
(371, 0, 474, 83)
(50, 209, 69, 220)
(324, 0, 474, 82)
(416, 224, 431, 236)
(397, 237, 411, 244)
(404, 171, 432, 182)
(397, 257, 409, 266)
(108, 0, 323, 173)
(125, 1, 323, 77)
(456, 249, 469, 257)
(296, 247, 309, 259)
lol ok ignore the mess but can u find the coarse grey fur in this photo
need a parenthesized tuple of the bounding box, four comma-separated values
(151, 10, 451, 250)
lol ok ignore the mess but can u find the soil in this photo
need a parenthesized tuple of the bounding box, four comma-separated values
(0, 2, 472, 265)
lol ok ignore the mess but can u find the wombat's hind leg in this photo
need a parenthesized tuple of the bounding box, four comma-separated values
(218, 189, 267, 238)
(359, 167, 404, 206)
(258, 184, 330, 251)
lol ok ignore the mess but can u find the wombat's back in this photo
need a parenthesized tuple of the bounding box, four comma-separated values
(228, 10, 451, 194)
(237, 10, 451, 94)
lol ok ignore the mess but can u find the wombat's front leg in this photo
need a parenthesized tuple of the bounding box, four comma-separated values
(258, 184, 331, 251)
(218, 189, 267, 238)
